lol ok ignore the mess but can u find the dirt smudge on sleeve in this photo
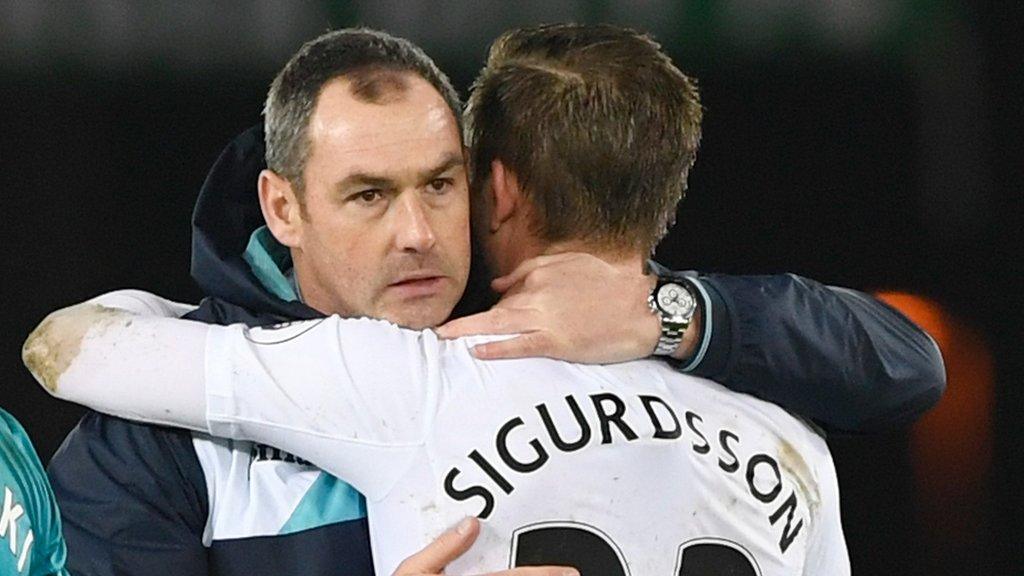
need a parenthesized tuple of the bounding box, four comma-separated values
(22, 304, 132, 394)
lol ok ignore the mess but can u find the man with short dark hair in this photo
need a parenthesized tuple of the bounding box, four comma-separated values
(257, 30, 471, 331)
(40, 26, 941, 576)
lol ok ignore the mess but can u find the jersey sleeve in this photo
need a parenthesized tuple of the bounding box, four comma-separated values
(31, 299, 446, 501)
(203, 317, 442, 501)
(86, 289, 197, 318)
(46, 412, 209, 576)
(651, 263, 946, 432)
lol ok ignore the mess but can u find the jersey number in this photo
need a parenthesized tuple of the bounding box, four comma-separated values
(511, 522, 761, 576)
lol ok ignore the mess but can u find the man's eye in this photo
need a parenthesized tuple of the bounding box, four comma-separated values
(427, 179, 452, 194)
(353, 190, 383, 204)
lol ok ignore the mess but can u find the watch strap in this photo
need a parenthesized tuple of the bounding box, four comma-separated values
(649, 277, 698, 356)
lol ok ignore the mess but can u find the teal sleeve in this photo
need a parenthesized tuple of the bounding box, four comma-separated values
(0, 409, 68, 576)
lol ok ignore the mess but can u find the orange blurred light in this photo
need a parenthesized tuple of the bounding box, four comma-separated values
(875, 291, 993, 549)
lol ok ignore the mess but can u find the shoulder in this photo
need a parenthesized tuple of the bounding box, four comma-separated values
(0, 408, 37, 460)
(186, 296, 288, 327)
(48, 411, 208, 518)
(245, 315, 446, 361)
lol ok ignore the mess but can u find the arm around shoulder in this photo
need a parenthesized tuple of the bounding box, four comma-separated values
(23, 295, 210, 431)
(667, 269, 946, 432)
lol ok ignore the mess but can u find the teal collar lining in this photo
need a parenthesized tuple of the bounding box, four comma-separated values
(242, 226, 299, 302)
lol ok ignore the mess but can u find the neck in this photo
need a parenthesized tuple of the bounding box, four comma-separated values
(526, 238, 648, 273)
(289, 251, 334, 315)
(285, 266, 305, 303)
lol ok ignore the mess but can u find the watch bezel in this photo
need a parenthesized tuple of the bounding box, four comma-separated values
(648, 277, 698, 356)
(654, 281, 696, 322)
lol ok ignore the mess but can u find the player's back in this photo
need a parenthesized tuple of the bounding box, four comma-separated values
(371, 340, 849, 576)
(202, 317, 850, 576)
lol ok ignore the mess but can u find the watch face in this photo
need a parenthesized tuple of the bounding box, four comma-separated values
(656, 282, 695, 318)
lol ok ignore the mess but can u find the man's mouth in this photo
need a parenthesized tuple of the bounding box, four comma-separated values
(387, 273, 448, 298)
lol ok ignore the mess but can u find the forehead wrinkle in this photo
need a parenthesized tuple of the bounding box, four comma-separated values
(309, 106, 458, 158)
(315, 134, 454, 155)
(308, 79, 463, 188)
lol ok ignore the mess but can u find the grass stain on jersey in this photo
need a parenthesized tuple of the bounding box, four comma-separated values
(777, 439, 820, 515)
(23, 304, 131, 393)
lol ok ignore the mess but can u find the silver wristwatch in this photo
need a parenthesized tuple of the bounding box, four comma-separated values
(648, 277, 698, 356)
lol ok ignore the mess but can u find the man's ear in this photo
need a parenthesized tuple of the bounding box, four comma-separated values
(489, 159, 521, 233)
(258, 169, 304, 248)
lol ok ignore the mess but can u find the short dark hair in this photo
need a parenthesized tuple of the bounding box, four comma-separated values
(264, 28, 462, 193)
(465, 24, 702, 253)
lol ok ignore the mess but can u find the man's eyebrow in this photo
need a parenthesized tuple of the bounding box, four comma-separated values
(335, 173, 394, 191)
(420, 153, 465, 181)
(334, 153, 464, 192)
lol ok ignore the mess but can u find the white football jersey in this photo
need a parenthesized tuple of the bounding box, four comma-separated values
(202, 316, 849, 576)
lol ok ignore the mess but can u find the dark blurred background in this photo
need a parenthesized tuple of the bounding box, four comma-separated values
(2, 1, 1020, 574)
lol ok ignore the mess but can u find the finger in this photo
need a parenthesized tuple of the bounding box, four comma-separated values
(491, 253, 582, 293)
(436, 308, 540, 339)
(471, 332, 553, 361)
(392, 517, 479, 575)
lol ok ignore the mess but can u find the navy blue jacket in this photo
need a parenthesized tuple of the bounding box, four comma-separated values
(47, 126, 945, 575)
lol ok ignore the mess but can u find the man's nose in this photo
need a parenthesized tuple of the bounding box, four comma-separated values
(393, 193, 437, 253)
